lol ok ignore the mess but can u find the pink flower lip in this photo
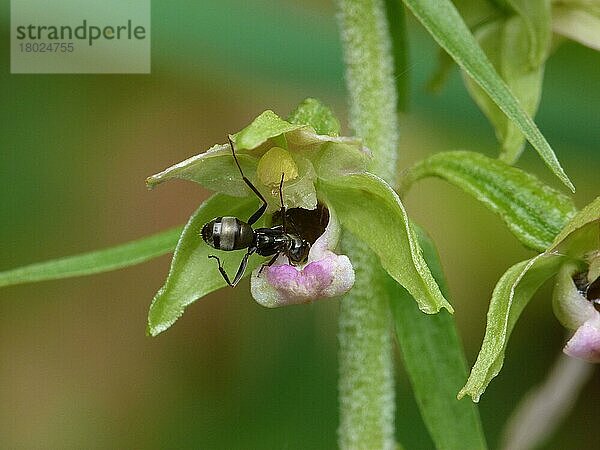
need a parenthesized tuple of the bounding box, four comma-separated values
(266, 257, 335, 295)
(251, 250, 354, 308)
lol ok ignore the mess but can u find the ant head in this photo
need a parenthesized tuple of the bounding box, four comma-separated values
(289, 238, 310, 264)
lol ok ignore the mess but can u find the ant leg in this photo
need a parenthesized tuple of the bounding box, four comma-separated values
(208, 255, 233, 286)
(258, 252, 281, 275)
(209, 248, 255, 287)
(230, 250, 254, 286)
(228, 136, 267, 225)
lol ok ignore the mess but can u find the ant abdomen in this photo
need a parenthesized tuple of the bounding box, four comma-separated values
(201, 217, 254, 251)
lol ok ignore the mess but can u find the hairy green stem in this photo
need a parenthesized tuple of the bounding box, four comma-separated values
(337, 0, 399, 183)
(338, 242, 397, 449)
(336, 0, 400, 448)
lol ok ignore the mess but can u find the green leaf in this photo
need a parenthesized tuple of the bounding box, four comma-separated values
(320, 173, 452, 314)
(400, 151, 577, 251)
(287, 98, 341, 135)
(146, 143, 258, 197)
(233, 110, 303, 150)
(441, 0, 500, 94)
(464, 16, 545, 163)
(458, 253, 567, 401)
(401, 0, 574, 191)
(391, 225, 487, 449)
(0, 227, 182, 288)
(147, 194, 264, 336)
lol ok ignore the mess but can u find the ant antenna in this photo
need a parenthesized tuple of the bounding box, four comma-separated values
(228, 136, 245, 178)
(278, 172, 287, 231)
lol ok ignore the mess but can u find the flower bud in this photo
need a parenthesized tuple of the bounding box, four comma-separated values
(553, 262, 600, 363)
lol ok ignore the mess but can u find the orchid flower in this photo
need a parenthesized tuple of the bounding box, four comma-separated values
(145, 98, 451, 336)
(460, 196, 600, 401)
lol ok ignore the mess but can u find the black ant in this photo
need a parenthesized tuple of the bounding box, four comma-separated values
(201, 137, 310, 287)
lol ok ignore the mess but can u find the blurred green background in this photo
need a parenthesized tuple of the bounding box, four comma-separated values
(1, 1, 598, 448)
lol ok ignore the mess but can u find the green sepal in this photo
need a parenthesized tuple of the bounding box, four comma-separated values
(588, 254, 600, 284)
(146, 144, 258, 197)
(401, 0, 574, 191)
(319, 173, 452, 314)
(401, 151, 577, 251)
(147, 194, 264, 336)
(147, 102, 365, 211)
(552, 260, 590, 331)
(232, 101, 355, 152)
(550, 196, 600, 256)
(458, 253, 567, 402)
(288, 98, 341, 136)
(232, 110, 303, 150)
(391, 225, 487, 449)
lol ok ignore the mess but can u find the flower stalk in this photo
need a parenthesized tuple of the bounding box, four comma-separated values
(336, 0, 400, 447)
